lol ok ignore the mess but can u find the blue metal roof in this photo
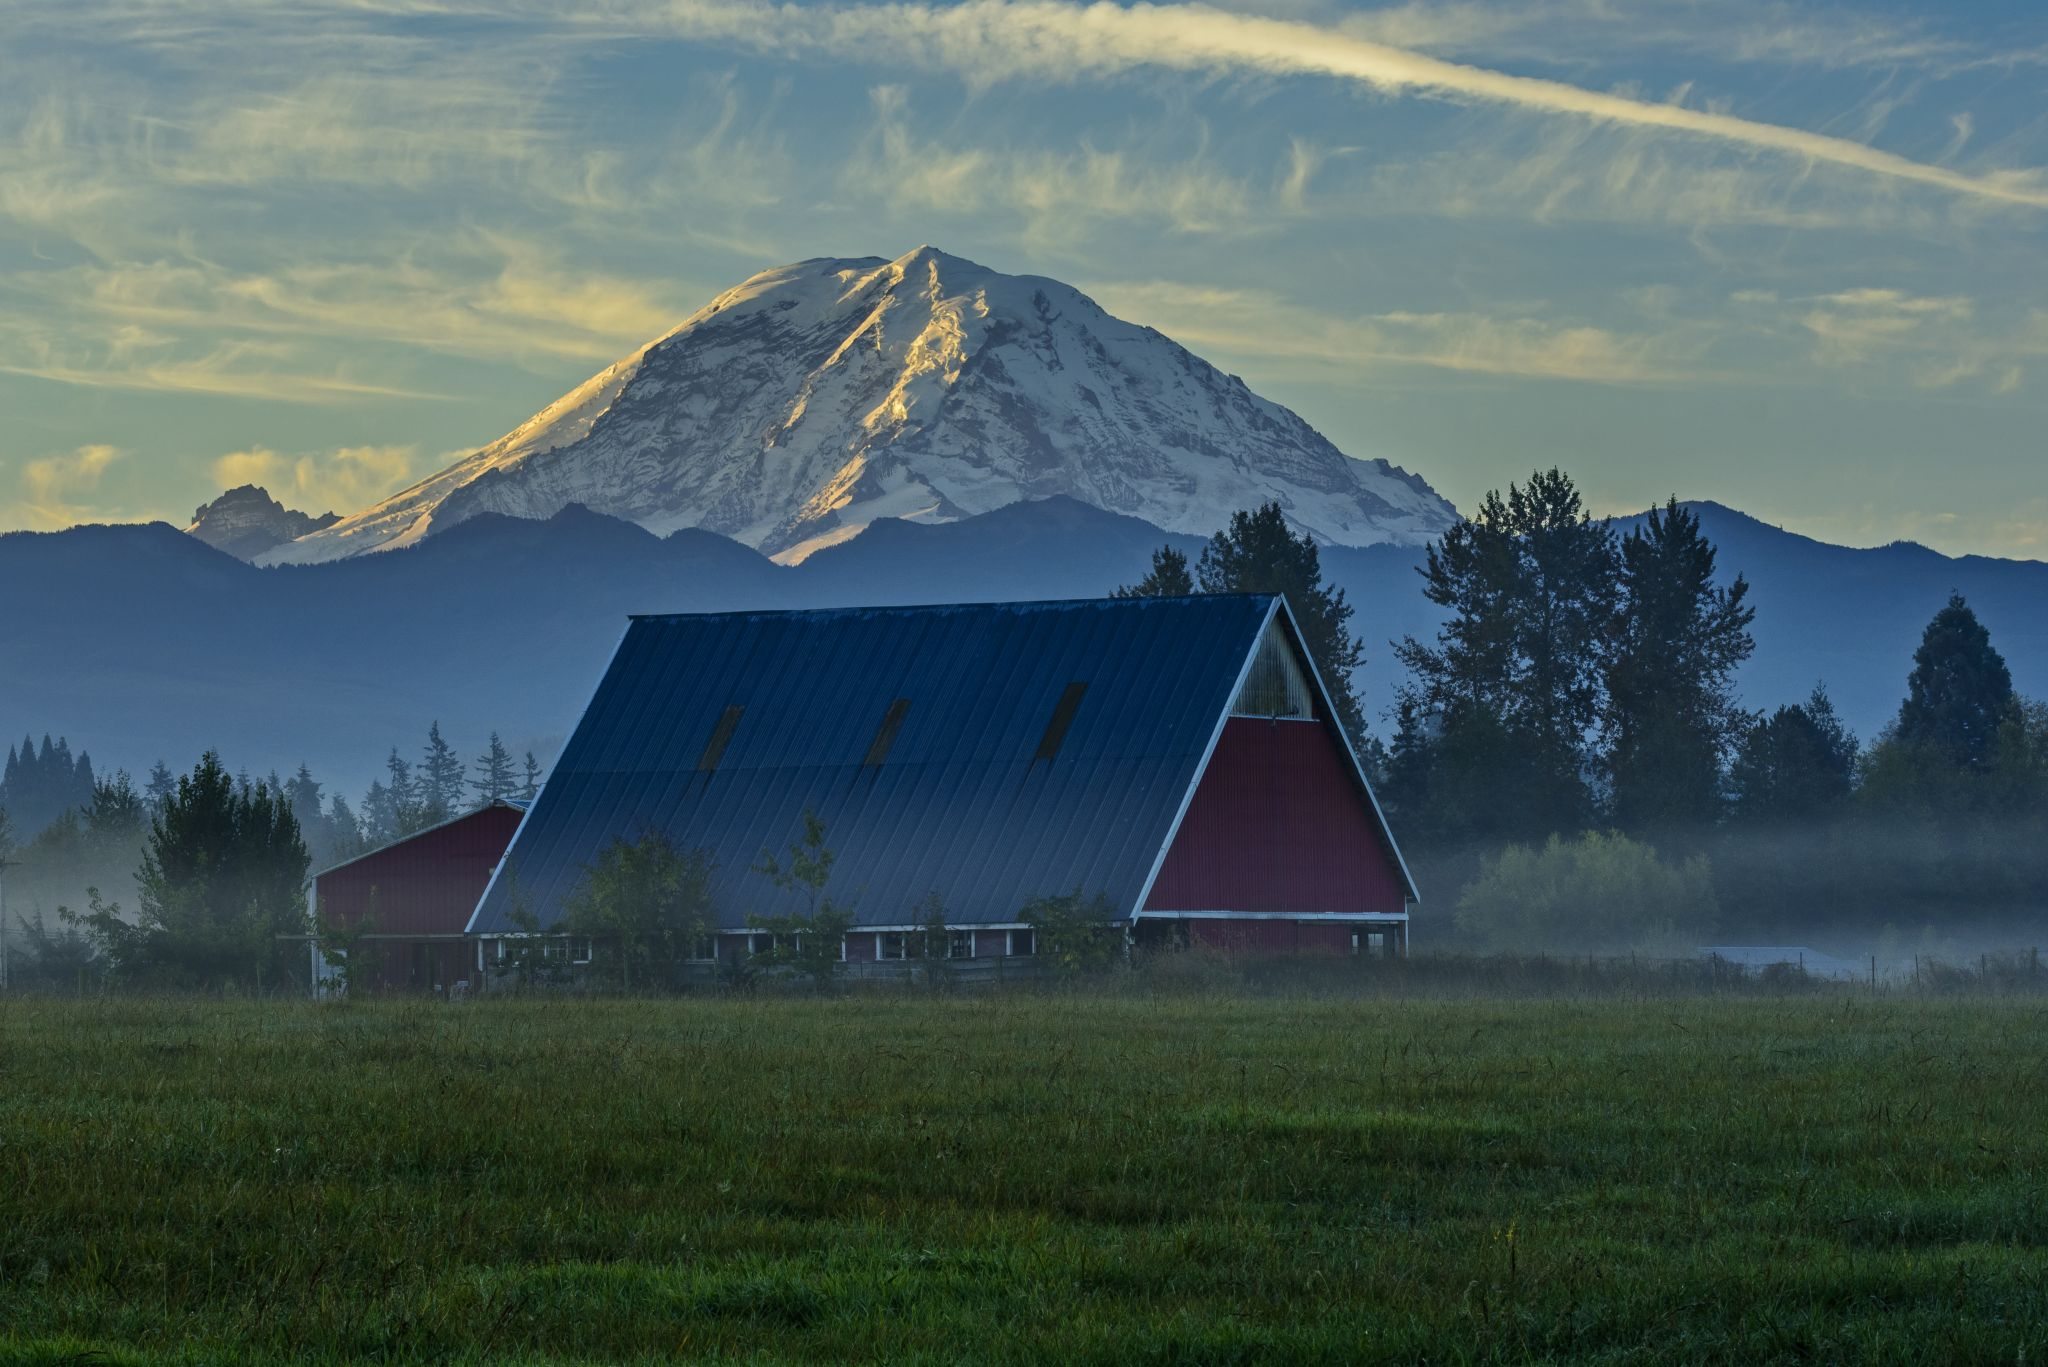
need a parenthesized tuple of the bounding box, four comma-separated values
(468, 595, 1280, 933)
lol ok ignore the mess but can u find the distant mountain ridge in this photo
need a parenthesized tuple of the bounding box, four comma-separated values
(254, 246, 1458, 566)
(186, 485, 337, 561)
(5, 497, 2044, 798)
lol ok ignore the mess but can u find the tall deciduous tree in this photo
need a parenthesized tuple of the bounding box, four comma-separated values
(1195, 504, 1369, 740)
(1606, 500, 1756, 836)
(1395, 469, 1618, 841)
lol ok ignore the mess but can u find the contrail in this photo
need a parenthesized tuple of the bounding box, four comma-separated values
(642, 0, 2048, 210)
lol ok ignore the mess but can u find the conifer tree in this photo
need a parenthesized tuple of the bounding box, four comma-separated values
(325, 794, 365, 864)
(1194, 503, 1369, 740)
(1605, 500, 1755, 836)
(420, 722, 464, 820)
(73, 752, 310, 990)
(1113, 546, 1196, 598)
(1895, 593, 2013, 772)
(520, 752, 543, 801)
(145, 761, 177, 813)
(1728, 686, 1857, 824)
(470, 732, 518, 803)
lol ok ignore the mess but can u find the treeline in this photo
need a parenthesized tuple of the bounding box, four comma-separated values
(2, 736, 96, 838)
(0, 723, 548, 990)
(1127, 474, 2047, 948)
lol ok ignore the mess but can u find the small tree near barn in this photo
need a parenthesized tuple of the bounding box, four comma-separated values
(564, 831, 713, 991)
(750, 810, 853, 989)
(915, 891, 952, 988)
(1022, 891, 1125, 974)
(313, 887, 381, 999)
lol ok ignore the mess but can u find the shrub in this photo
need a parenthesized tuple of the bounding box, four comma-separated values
(1454, 830, 1716, 955)
(1021, 892, 1125, 974)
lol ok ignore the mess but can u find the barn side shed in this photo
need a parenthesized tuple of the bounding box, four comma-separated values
(466, 595, 1416, 966)
(310, 798, 528, 995)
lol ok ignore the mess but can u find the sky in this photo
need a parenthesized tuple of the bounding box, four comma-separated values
(2, 0, 2044, 558)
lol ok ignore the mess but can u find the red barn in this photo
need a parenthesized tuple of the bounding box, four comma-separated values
(470, 595, 1416, 963)
(310, 799, 527, 995)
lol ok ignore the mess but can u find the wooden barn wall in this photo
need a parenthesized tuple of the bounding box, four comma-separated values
(1144, 717, 1407, 916)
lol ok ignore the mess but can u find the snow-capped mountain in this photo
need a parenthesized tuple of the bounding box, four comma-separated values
(261, 247, 1458, 566)
(187, 485, 338, 561)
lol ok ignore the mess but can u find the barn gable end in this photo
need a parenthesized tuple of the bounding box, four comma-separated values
(1136, 607, 1416, 950)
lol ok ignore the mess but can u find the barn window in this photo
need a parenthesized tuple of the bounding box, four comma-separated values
(864, 698, 911, 767)
(1231, 623, 1314, 719)
(1034, 683, 1089, 762)
(879, 932, 908, 961)
(689, 934, 717, 962)
(571, 938, 593, 964)
(948, 930, 973, 959)
(696, 705, 745, 772)
(1008, 929, 1036, 957)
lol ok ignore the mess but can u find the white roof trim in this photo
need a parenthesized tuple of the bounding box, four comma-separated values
(464, 620, 630, 934)
(1126, 596, 1280, 922)
(1269, 595, 1423, 905)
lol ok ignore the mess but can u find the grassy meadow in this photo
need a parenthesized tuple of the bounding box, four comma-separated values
(2, 988, 2046, 1364)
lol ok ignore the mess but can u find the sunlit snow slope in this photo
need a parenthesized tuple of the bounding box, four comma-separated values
(262, 247, 1457, 566)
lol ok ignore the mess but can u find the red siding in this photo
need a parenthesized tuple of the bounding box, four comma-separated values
(314, 805, 525, 937)
(1145, 717, 1407, 915)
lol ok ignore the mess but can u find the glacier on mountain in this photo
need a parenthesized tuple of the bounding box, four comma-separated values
(260, 247, 1458, 566)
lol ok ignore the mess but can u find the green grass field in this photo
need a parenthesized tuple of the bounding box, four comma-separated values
(2, 990, 2045, 1363)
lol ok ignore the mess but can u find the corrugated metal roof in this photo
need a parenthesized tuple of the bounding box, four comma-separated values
(468, 596, 1279, 933)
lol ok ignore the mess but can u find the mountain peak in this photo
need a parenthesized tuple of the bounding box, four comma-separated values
(260, 249, 1458, 566)
(187, 485, 338, 562)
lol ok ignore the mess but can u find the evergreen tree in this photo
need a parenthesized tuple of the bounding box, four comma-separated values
(1605, 500, 1756, 836)
(1894, 593, 2014, 772)
(420, 722, 464, 820)
(1194, 503, 1369, 740)
(145, 761, 177, 812)
(470, 733, 518, 803)
(285, 764, 326, 856)
(520, 752, 543, 801)
(359, 779, 396, 847)
(1395, 469, 1618, 841)
(1113, 546, 1196, 598)
(1728, 686, 1858, 825)
(0, 733, 97, 836)
(324, 794, 365, 864)
(71, 752, 311, 990)
(360, 749, 426, 846)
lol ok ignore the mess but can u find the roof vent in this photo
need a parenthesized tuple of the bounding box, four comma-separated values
(1035, 682, 1089, 762)
(864, 698, 911, 767)
(697, 705, 744, 772)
